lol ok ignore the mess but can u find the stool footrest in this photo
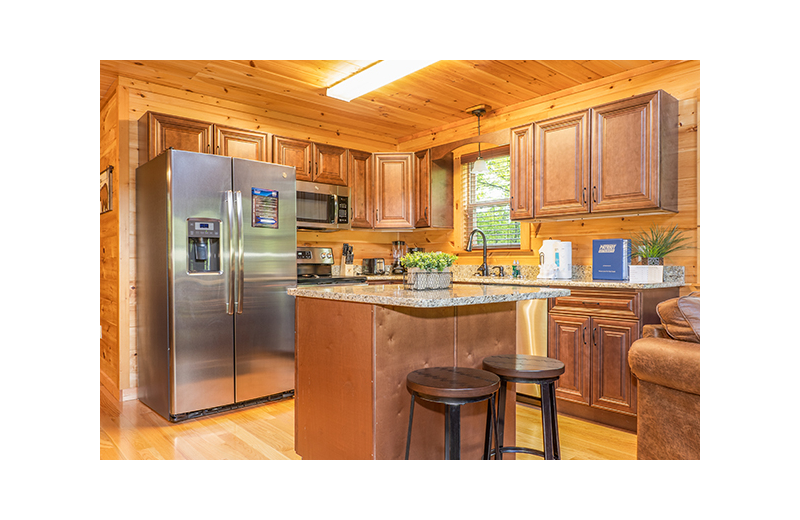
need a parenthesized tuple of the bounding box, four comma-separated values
(497, 446, 546, 459)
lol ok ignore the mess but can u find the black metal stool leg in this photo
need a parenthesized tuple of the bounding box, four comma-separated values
(444, 404, 461, 460)
(495, 380, 507, 459)
(546, 381, 561, 460)
(405, 394, 415, 460)
(491, 394, 500, 460)
(483, 397, 492, 460)
(540, 381, 560, 460)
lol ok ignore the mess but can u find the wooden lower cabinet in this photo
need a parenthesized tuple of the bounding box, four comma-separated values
(547, 287, 678, 431)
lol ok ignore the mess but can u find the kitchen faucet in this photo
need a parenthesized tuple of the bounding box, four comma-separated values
(466, 228, 488, 276)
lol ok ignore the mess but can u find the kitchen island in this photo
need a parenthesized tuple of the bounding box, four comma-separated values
(288, 283, 569, 460)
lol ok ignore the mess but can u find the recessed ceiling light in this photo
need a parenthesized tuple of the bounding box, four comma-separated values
(326, 60, 438, 102)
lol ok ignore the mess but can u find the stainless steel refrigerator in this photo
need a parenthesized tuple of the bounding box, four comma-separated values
(136, 149, 296, 421)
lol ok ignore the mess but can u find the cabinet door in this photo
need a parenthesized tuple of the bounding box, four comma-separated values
(413, 149, 431, 227)
(313, 144, 348, 186)
(349, 149, 374, 228)
(534, 111, 590, 217)
(374, 153, 414, 229)
(509, 124, 534, 219)
(215, 125, 268, 161)
(591, 91, 661, 213)
(273, 136, 312, 181)
(590, 318, 639, 415)
(548, 314, 591, 405)
(145, 112, 212, 161)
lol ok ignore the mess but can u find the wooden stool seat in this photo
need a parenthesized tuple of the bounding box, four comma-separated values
(482, 354, 565, 460)
(482, 354, 565, 381)
(405, 367, 501, 460)
(407, 367, 501, 402)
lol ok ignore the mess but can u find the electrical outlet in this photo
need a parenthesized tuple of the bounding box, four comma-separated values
(100, 325, 103, 339)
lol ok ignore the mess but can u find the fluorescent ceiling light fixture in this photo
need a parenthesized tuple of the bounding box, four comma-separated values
(326, 60, 438, 102)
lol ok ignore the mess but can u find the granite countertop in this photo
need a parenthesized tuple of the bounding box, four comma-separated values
(287, 284, 570, 308)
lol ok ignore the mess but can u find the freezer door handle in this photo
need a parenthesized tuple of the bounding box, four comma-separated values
(235, 190, 245, 314)
(226, 190, 235, 315)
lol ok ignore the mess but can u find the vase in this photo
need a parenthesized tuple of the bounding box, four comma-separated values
(646, 257, 664, 266)
(404, 267, 452, 290)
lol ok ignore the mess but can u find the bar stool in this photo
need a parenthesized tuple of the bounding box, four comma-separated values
(482, 354, 565, 460)
(405, 367, 501, 460)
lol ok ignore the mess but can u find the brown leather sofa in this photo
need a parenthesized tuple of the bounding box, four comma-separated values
(629, 292, 700, 460)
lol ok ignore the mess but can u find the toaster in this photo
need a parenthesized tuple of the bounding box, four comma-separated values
(362, 258, 385, 275)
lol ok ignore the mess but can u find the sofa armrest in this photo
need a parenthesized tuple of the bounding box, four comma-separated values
(629, 337, 700, 395)
(643, 324, 670, 339)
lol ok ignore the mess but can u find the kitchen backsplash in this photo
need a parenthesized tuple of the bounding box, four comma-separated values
(333, 264, 685, 284)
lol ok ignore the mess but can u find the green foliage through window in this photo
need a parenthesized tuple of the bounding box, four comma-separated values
(463, 155, 520, 249)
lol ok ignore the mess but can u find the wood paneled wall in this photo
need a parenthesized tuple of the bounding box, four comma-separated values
(100, 84, 120, 395)
(102, 61, 700, 397)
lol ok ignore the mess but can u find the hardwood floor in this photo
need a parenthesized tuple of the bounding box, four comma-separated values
(101, 388, 636, 460)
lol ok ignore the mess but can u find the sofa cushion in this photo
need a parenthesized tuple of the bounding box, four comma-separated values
(657, 291, 700, 343)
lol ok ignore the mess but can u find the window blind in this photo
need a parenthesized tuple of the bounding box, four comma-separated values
(462, 150, 521, 249)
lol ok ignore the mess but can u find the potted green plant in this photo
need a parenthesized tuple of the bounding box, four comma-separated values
(629, 224, 691, 283)
(631, 224, 692, 265)
(400, 251, 458, 290)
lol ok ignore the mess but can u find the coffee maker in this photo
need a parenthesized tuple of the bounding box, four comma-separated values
(391, 241, 406, 274)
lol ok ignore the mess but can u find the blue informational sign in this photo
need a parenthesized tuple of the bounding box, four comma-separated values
(251, 188, 279, 229)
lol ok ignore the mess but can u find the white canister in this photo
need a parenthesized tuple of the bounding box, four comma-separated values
(555, 241, 572, 279)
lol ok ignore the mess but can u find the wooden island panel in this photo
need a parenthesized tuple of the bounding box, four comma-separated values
(294, 297, 374, 460)
(295, 297, 517, 460)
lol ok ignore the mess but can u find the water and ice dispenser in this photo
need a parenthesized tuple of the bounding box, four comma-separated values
(187, 218, 221, 273)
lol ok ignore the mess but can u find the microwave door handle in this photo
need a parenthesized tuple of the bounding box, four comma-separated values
(332, 194, 338, 224)
(226, 190, 235, 315)
(235, 190, 244, 314)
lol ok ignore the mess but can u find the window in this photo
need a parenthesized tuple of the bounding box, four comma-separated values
(462, 146, 521, 249)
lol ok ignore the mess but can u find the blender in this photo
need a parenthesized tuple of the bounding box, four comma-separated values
(391, 241, 406, 274)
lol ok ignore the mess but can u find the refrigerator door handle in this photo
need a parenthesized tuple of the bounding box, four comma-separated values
(226, 190, 235, 315)
(235, 190, 245, 314)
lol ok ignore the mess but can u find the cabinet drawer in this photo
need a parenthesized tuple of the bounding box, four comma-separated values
(549, 289, 640, 320)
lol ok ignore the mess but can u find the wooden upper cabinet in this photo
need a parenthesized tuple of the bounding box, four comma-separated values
(509, 90, 679, 220)
(313, 144, 348, 186)
(374, 153, 414, 229)
(139, 112, 270, 166)
(142, 112, 213, 163)
(273, 136, 312, 181)
(534, 110, 590, 217)
(591, 90, 679, 213)
(349, 149, 374, 228)
(510, 124, 534, 220)
(413, 149, 431, 227)
(215, 125, 268, 162)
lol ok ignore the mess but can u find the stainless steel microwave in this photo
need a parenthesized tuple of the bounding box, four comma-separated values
(296, 180, 351, 231)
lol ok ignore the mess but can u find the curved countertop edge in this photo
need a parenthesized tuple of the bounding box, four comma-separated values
(364, 275, 684, 290)
(287, 285, 570, 308)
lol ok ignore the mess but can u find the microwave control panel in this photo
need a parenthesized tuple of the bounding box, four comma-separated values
(337, 196, 349, 224)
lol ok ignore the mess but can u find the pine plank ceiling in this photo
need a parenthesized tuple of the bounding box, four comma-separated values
(100, 60, 661, 143)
